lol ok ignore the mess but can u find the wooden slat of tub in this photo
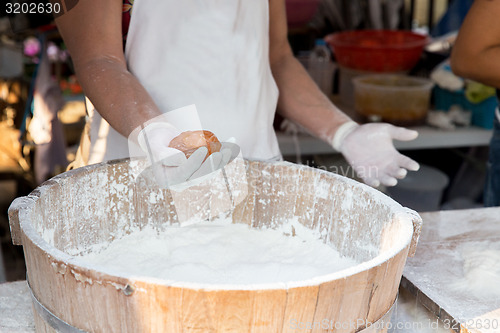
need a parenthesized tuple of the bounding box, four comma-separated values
(131, 282, 182, 333)
(171, 185, 211, 224)
(282, 285, 320, 333)
(221, 158, 248, 220)
(367, 247, 409, 322)
(385, 246, 410, 308)
(275, 163, 302, 223)
(180, 289, 256, 332)
(213, 290, 254, 332)
(251, 164, 276, 230)
(293, 167, 318, 229)
(231, 161, 257, 227)
(180, 288, 212, 331)
(380, 247, 408, 314)
(311, 277, 347, 333)
(334, 269, 370, 332)
(107, 161, 134, 230)
(366, 261, 389, 323)
(252, 164, 302, 230)
(250, 289, 287, 333)
(207, 170, 233, 220)
(311, 172, 337, 241)
(356, 267, 382, 329)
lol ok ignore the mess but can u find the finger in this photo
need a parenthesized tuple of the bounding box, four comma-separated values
(386, 164, 408, 179)
(159, 148, 187, 167)
(397, 154, 420, 171)
(221, 142, 240, 160)
(207, 151, 223, 170)
(387, 125, 419, 141)
(362, 176, 381, 188)
(182, 147, 208, 179)
(379, 174, 398, 187)
(394, 168, 407, 179)
(190, 151, 222, 179)
(220, 148, 232, 167)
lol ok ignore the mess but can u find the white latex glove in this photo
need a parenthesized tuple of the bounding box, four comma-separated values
(332, 121, 420, 187)
(188, 139, 240, 181)
(138, 123, 206, 187)
(138, 124, 240, 187)
(138, 122, 183, 163)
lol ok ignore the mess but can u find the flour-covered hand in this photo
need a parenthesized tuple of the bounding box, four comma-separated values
(138, 122, 206, 187)
(188, 138, 240, 181)
(332, 122, 420, 187)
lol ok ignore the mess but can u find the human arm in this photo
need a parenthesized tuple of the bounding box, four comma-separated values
(55, 1, 230, 183)
(54, 0, 163, 138)
(450, 0, 500, 88)
(267, 0, 419, 186)
(268, 0, 351, 143)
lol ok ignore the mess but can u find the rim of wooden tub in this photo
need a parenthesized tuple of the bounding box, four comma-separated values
(10, 158, 421, 291)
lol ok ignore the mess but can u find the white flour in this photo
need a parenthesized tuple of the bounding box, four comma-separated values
(452, 241, 500, 299)
(78, 217, 359, 285)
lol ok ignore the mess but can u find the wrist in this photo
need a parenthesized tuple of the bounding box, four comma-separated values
(330, 121, 359, 151)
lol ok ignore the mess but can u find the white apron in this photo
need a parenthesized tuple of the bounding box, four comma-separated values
(85, 0, 281, 164)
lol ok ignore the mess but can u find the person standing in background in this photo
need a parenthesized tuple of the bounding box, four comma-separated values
(451, 0, 500, 207)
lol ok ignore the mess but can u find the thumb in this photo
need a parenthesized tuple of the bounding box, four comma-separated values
(158, 148, 187, 167)
(387, 125, 419, 141)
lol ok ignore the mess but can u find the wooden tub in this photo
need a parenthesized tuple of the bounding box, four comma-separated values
(9, 159, 421, 332)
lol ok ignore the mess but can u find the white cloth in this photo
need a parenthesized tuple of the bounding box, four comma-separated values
(86, 0, 281, 164)
(29, 46, 68, 183)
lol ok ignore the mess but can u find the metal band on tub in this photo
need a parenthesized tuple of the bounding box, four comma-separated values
(27, 276, 397, 333)
(27, 278, 87, 333)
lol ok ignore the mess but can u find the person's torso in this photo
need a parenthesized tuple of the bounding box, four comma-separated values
(87, 0, 281, 164)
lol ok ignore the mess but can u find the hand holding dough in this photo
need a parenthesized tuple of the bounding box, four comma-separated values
(169, 130, 222, 159)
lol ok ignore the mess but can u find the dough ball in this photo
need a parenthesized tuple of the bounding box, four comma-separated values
(169, 130, 221, 159)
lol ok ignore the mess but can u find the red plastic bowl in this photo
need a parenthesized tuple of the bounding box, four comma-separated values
(325, 30, 428, 72)
(285, 0, 321, 28)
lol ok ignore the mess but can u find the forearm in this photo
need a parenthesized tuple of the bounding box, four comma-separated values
(53, 0, 161, 139)
(451, 47, 500, 89)
(450, 0, 500, 89)
(75, 56, 163, 138)
(271, 54, 352, 143)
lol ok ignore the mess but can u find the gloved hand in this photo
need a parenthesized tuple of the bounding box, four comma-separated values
(190, 139, 239, 180)
(137, 123, 239, 187)
(137, 122, 205, 187)
(332, 121, 420, 187)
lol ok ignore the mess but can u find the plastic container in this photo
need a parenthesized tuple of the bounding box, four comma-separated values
(386, 164, 449, 212)
(308, 39, 333, 95)
(433, 86, 497, 129)
(353, 74, 434, 126)
(338, 66, 407, 107)
(285, 0, 321, 28)
(325, 30, 428, 72)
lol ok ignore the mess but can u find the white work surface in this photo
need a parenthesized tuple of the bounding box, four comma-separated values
(402, 208, 500, 333)
(1, 208, 499, 332)
(277, 125, 493, 156)
(0, 280, 35, 332)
